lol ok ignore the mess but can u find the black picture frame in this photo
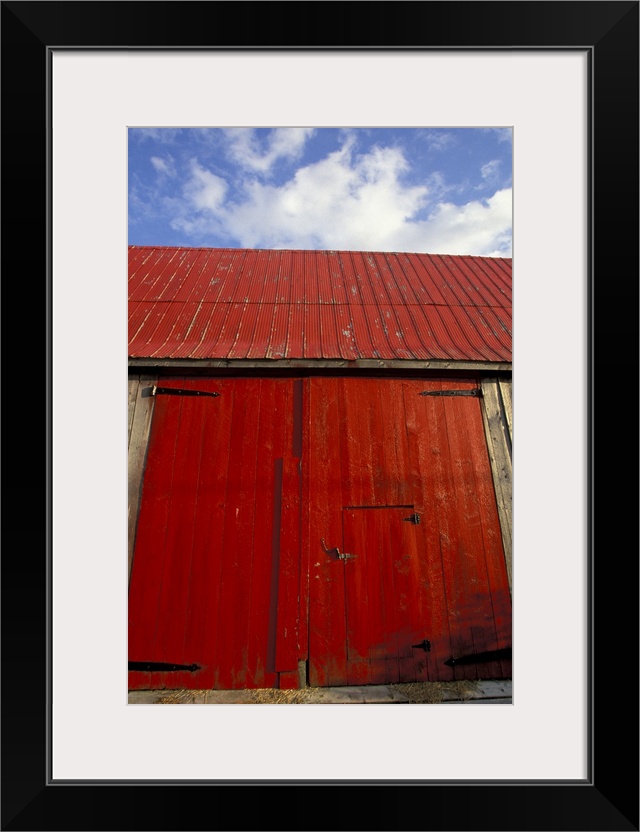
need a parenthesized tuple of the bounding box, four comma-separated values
(2, 2, 638, 830)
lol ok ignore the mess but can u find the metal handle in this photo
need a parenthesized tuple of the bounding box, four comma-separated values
(321, 539, 357, 561)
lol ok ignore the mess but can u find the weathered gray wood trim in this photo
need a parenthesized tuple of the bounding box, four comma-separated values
(129, 357, 512, 373)
(480, 378, 513, 592)
(128, 374, 157, 587)
(128, 378, 139, 448)
(498, 378, 513, 444)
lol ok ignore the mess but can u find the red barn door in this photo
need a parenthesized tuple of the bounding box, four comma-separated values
(129, 374, 511, 691)
(307, 377, 512, 686)
(128, 377, 302, 691)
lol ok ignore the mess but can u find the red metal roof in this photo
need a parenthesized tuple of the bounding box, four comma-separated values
(128, 246, 512, 362)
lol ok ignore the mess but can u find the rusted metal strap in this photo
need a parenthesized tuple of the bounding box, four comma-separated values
(152, 386, 220, 398)
(420, 389, 482, 397)
(128, 661, 201, 672)
(445, 647, 511, 667)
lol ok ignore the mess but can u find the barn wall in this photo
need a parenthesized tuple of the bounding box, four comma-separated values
(127, 369, 513, 688)
(480, 378, 513, 591)
(128, 371, 513, 581)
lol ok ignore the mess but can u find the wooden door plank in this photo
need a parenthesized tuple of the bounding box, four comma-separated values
(128, 387, 181, 691)
(390, 506, 426, 682)
(462, 385, 512, 678)
(157, 380, 212, 690)
(151, 380, 210, 689)
(179, 378, 234, 690)
(380, 379, 413, 508)
(417, 379, 477, 680)
(402, 381, 453, 681)
(214, 379, 262, 689)
(441, 382, 504, 680)
(367, 513, 398, 684)
(248, 378, 280, 689)
(362, 379, 394, 506)
(297, 379, 312, 674)
(308, 378, 348, 687)
(343, 508, 372, 685)
(275, 449, 302, 677)
(339, 377, 369, 508)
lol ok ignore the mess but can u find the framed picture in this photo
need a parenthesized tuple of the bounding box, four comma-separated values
(3, 2, 637, 830)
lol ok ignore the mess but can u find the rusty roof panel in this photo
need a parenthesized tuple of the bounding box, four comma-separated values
(345, 303, 377, 359)
(225, 303, 258, 359)
(128, 246, 512, 362)
(147, 302, 202, 358)
(345, 251, 376, 306)
(302, 304, 320, 359)
(128, 247, 176, 302)
(453, 255, 511, 307)
(142, 304, 185, 358)
(244, 303, 274, 360)
(400, 254, 449, 306)
(128, 300, 155, 344)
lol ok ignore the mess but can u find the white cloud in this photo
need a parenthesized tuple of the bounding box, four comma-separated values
(223, 127, 316, 174)
(183, 159, 227, 211)
(403, 188, 513, 256)
(132, 128, 181, 144)
(482, 127, 512, 144)
(150, 155, 175, 177)
(481, 159, 501, 183)
(168, 160, 228, 236)
(423, 131, 455, 152)
(163, 138, 512, 257)
(217, 140, 429, 250)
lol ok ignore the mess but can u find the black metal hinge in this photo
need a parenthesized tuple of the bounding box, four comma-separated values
(444, 646, 511, 667)
(420, 389, 482, 397)
(412, 639, 431, 652)
(152, 386, 220, 398)
(128, 661, 202, 673)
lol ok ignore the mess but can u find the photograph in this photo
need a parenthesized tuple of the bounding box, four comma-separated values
(126, 126, 514, 706)
(2, 0, 637, 829)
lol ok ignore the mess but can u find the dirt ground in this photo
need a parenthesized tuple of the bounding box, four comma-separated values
(157, 679, 479, 704)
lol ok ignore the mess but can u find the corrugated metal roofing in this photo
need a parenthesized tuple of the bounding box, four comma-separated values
(128, 246, 512, 362)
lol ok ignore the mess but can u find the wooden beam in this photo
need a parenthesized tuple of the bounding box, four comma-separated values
(128, 378, 138, 448)
(480, 378, 513, 592)
(128, 374, 157, 587)
(129, 358, 512, 373)
(498, 378, 513, 444)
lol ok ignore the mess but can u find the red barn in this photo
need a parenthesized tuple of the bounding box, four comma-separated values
(128, 246, 513, 691)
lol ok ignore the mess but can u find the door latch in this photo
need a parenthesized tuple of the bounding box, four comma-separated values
(321, 539, 357, 561)
(403, 513, 421, 524)
(411, 639, 431, 652)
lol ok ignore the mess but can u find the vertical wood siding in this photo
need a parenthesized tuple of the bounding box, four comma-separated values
(307, 378, 512, 685)
(128, 374, 512, 690)
(128, 378, 301, 691)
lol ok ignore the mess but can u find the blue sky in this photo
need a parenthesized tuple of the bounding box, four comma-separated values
(128, 127, 512, 257)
